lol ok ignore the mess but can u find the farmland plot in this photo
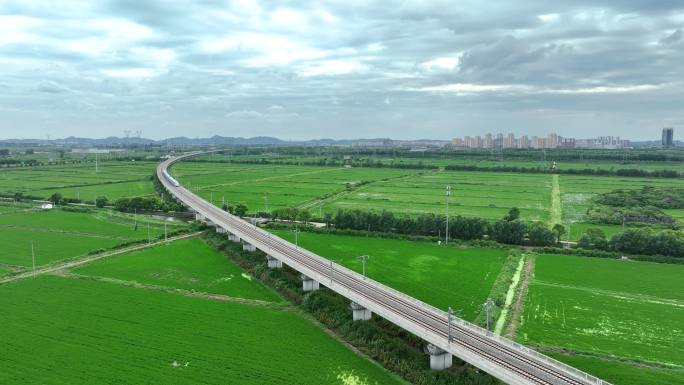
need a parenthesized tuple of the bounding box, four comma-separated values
(270, 230, 507, 320)
(519, 254, 684, 371)
(0, 276, 403, 385)
(76, 238, 280, 302)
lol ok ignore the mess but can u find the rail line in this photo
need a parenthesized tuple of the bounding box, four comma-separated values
(157, 153, 611, 385)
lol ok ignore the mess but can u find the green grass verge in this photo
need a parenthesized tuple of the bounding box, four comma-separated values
(0, 276, 403, 385)
(76, 238, 281, 302)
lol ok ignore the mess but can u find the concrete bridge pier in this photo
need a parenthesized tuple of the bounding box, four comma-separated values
(215, 227, 227, 234)
(228, 232, 241, 243)
(426, 344, 453, 370)
(242, 242, 257, 252)
(301, 274, 320, 291)
(194, 213, 205, 221)
(266, 255, 283, 269)
(350, 302, 372, 321)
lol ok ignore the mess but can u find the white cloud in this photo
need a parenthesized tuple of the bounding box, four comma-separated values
(100, 68, 163, 78)
(298, 60, 368, 77)
(270, 9, 308, 27)
(538, 13, 560, 22)
(419, 56, 460, 72)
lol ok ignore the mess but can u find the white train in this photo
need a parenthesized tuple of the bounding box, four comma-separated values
(162, 170, 180, 187)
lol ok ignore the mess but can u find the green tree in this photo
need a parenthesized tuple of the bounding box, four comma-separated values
(25, 148, 34, 155)
(503, 207, 520, 221)
(552, 224, 566, 243)
(49, 192, 63, 205)
(528, 223, 556, 246)
(491, 219, 527, 245)
(578, 228, 608, 250)
(298, 209, 312, 223)
(95, 196, 109, 208)
(234, 203, 248, 216)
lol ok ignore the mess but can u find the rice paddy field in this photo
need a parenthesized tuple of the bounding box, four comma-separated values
(270, 230, 508, 320)
(0, 275, 403, 385)
(0, 161, 157, 201)
(326, 170, 552, 221)
(518, 253, 684, 383)
(202, 153, 684, 173)
(171, 162, 552, 221)
(170, 162, 419, 212)
(76, 237, 280, 302)
(0, 208, 187, 269)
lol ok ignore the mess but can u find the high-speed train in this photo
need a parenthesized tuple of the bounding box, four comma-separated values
(162, 169, 180, 187)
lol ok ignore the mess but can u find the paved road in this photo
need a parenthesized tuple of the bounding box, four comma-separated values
(159, 153, 611, 385)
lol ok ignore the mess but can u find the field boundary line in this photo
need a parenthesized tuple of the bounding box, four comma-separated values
(0, 224, 141, 241)
(59, 272, 291, 309)
(529, 344, 684, 371)
(0, 232, 202, 285)
(533, 280, 684, 307)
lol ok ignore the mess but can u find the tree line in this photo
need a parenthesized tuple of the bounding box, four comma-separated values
(579, 227, 684, 258)
(444, 164, 681, 178)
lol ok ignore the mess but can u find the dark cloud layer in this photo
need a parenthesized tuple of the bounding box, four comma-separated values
(0, 0, 683, 140)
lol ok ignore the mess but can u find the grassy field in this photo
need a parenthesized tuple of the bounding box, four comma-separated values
(550, 353, 684, 385)
(326, 170, 552, 221)
(0, 276, 403, 385)
(0, 209, 187, 268)
(76, 238, 280, 302)
(519, 254, 684, 370)
(205, 153, 684, 173)
(170, 162, 419, 213)
(0, 161, 157, 201)
(270, 230, 508, 320)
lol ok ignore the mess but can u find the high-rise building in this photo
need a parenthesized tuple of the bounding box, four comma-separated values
(662, 127, 674, 147)
(484, 133, 493, 148)
(504, 133, 515, 148)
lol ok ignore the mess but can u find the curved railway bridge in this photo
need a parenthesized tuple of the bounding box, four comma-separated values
(157, 152, 611, 385)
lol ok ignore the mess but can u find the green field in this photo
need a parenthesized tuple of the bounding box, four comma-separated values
(0, 161, 157, 201)
(0, 209, 187, 268)
(204, 153, 684, 173)
(0, 276, 403, 385)
(170, 162, 418, 213)
(76, 238, 280, 302)
(519, 254, 684, 370)
(270, 230, 508, 320)
(550, 353, 684, 385)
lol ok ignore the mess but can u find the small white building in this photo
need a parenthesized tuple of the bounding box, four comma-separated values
(40, 203, 53, 210)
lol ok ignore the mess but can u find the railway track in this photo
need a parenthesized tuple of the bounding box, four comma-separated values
(157, 154, 611, 385)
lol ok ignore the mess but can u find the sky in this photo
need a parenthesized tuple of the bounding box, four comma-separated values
(0, 1, 683, 141)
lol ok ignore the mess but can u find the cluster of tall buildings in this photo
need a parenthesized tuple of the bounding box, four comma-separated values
(451, 132, 632, 149)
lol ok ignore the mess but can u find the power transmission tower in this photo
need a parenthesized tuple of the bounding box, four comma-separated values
(31, 242, 36, 278)
(445, 185, 452, 244)
(484, 298, 494, 331)
(358, 255, 369, 278)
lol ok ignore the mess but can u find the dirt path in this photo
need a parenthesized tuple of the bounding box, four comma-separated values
(0, 232, 201, 285)
(550, 174, 562, 225)
(494, 253, 526, 335)
(504, 255, 535, 339)
(58, 272, 291, 309)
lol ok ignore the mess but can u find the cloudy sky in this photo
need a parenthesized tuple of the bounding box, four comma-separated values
(1, 1, 683, 140)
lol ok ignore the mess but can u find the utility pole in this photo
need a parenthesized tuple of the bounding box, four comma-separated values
(447, 306, 453, 341)
(358, 255, 369, 278)
(445, 185, 452, 244)
(264, 193, 268, 212)
(210, 192, 213, 205)
(485, 298, 494, 331)
(31, 242, 36, 278)
(329, 258, 342, 285)
(292, 225, 300, 248)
